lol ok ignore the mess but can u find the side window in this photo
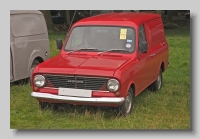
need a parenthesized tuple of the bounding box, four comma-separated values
(138, 25, 147, 43)
(138, 25, 147, 52)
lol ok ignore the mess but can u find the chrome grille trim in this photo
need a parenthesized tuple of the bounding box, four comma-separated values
(43, 87, 109, 92)
(44, 74, 109, 91)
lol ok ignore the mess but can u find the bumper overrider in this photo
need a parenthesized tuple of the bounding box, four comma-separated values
(31, 92, 125, 105)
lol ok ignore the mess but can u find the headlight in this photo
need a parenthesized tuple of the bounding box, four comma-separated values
(106, 79, 120, 92)
(34, 75, 46, 87)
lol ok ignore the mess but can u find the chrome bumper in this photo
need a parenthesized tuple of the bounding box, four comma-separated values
(31, 92, 125, 105)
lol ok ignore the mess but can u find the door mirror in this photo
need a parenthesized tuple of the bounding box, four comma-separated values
(56, 38, 63, 50)
(139, 41, 148, 53)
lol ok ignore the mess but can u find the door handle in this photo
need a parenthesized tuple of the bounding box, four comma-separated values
(150, 54, 155, 57)
(161, 42, 165, 46)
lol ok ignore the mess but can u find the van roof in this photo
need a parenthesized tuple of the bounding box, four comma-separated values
(10, 10, 43, 15)
(77, 12, 161, 26)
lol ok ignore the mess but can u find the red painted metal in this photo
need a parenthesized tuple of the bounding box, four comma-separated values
(31, 12, 168, 107)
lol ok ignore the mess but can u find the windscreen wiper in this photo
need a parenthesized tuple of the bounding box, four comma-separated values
(67, 48, 98, 54)
(97, 49, 129, 55)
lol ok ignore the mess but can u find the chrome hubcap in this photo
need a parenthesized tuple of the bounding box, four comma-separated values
(157, 73, 161, 89)
(124, 92, 132, 113)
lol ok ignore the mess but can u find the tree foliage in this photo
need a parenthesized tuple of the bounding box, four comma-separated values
(40, 10, 55, 32)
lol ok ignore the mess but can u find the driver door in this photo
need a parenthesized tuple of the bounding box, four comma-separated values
(134, 25, 153, 94)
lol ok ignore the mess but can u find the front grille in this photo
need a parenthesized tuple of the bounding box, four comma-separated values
(44, 74, 109, 91)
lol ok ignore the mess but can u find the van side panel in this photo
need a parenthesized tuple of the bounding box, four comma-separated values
(10, 12, 50, 82)
(10, 27, 14, 82)
(145, 18, 165, 46)
(10, 40, 50, 81)
(144, 18, 168, 80)
(10, 14, 47, 38)
(10, 49, 14, 81)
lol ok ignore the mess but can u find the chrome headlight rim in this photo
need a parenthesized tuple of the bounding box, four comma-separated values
(106, 79, 120, 92)
(34, 74, 46, 88)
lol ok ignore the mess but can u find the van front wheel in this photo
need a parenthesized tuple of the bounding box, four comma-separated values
(117, 88, 134, 116)
(39, 102, 59, 111)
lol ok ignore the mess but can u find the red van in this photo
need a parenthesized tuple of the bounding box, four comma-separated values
(31, 12, 169, 116)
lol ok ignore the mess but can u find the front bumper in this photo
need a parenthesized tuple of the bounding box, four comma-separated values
(31, 92, 125, 105)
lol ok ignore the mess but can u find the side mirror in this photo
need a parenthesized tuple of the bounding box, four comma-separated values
(56, 38, 63, 50)
(139, 42, 148, 53)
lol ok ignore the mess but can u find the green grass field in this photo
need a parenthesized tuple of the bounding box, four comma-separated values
(10, 26, 190, 129)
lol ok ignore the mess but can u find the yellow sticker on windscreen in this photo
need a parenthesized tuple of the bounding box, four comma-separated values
(120, 29, 127, 39)
(120, 29, 127, 34)
(120, 34, 126, 39)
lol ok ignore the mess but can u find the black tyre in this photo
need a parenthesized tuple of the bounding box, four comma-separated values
(117, 87, 134, 116)
(39, 102, 59, 111)
(149, 68, 162, 92)
(39, 102, 49, 110)
(30, 60, 40, 83)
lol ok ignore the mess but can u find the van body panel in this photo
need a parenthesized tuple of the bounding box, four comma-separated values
(144, 17, 169, 80)
(10, 39, 50, 81)
(10, 49, 14, 81)
(10, 10, 43, 15)
(10, 10, 50, 82)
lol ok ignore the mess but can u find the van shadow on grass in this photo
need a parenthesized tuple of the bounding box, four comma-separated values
(41, 89, 153, 120)
(47, 104, 121, 119)
(10, 78, 30, 87)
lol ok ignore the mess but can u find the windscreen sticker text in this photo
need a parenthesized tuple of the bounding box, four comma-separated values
(127, 39, 132, 43)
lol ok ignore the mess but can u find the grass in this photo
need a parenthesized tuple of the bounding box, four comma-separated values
(10, 26, 190, 129)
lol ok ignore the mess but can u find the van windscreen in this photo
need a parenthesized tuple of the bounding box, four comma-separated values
(65, 26, 136, 53)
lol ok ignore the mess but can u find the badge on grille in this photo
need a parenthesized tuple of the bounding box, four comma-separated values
(67, 80, 84, 83)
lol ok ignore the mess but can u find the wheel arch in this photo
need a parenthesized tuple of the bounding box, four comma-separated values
(129, 83, 136, 97)
(33, 56, 44, 64)
(161, 61, 165, 72)
(28, 56, 44, 75)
